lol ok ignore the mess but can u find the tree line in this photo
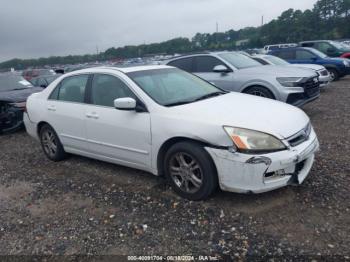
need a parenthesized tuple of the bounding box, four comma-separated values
(1, 0, 349, 70)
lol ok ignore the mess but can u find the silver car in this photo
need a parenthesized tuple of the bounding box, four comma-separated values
(251, 54, 331, 88)
(167, 52, 320, 107)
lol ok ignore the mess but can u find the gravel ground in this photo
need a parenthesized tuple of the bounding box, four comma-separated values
(0, 78, 349, 261)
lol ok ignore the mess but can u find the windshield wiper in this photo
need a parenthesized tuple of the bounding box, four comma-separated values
(164, 100, 194, 107)
(12, 88, 28, 91)
(193, 91, 225, 102)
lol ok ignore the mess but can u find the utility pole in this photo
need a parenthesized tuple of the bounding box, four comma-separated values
(261, 15, 264, 26)
(216, 22, 219, 33)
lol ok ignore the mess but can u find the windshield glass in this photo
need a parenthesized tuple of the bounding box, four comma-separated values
(0, 73, 33, 91)
(218, 52, 262, 69)
(309, 48, 328, 58)
(127, 68, 223, 106)
(330, 41, 350, 51)
(264, 55, 290, 65)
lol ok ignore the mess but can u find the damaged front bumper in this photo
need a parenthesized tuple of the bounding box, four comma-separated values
(0, 102, 25, 133)
(205, 129, 319, 194)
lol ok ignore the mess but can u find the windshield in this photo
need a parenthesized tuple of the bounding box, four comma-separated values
(309, 48, 328, 58)
(264, 55, 290, 65)
(218, 52, 262, 69)
(0, 73, 33, 91)
(330, 41, 350, 51)
(127, 68, 223, 106)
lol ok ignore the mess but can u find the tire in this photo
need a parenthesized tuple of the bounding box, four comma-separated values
(243, 86, 274, 99)
(164, 141, 218, 201)
(328, 69, 339, 81)
(39, 124, 67, 161)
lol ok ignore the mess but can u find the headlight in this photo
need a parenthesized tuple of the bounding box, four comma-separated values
(343, 60, 350, 67)
(276, 77, 304, 87)
(223, 126, 286, 153)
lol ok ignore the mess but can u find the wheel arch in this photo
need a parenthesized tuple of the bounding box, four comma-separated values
(241, 85, 276, 99)
(156, 136, 218, 177)
(37, 121, 52, 136)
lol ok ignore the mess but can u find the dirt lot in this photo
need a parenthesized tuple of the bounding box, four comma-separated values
(0, 78, 349, 260)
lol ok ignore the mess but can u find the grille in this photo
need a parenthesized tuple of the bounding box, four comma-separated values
(287, 123, 312, 147)
(301, 77, 320, 97)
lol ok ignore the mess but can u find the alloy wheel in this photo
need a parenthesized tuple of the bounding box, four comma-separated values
(169, 152, 203, 194)
(42, 129, 57, 158)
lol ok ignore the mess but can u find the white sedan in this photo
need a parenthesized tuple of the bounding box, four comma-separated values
(24, 65, 319, 200)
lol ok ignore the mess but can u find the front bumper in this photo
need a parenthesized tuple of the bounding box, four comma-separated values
(0, 104, 24, 134)
(205, 129, 319, 194)
(318, 74, 331, 87)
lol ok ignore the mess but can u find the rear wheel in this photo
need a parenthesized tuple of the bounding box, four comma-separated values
(244, 86, 274, 99)
(164, 142, 218, 201)
(328, 69, 339, 81)
(39, 124, 67, 161)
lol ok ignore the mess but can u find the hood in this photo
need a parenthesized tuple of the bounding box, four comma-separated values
(166, 92, 309, 139)
(290, 64, 325, 71)
(0, 87, 43, 103)
(238, 65, 317, 78)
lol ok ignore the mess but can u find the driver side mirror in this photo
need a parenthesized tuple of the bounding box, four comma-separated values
(213, 65, 230, 73)
(114, 97, 136, 111)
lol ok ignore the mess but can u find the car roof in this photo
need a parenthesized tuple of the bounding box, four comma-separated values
(65, 65, 174, 75)
(300, 40, 330, 43)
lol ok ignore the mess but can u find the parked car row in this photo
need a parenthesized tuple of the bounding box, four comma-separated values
(263, 40, 350, 59)
(167, 52, 321, 107)
(268, 47, 350, 81)
(3, 46, 346, 200)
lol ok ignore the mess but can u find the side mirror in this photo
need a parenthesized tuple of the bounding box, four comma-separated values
(311, 57, 318, 61)
(114, 97, 136, 111)
(213, 65, 230, 73)
(40, 84, 48, 88)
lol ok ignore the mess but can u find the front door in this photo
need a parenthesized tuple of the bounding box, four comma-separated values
(85, 73, 151, 168)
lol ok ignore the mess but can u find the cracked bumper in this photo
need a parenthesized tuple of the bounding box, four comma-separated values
(205, 130, 319, 194)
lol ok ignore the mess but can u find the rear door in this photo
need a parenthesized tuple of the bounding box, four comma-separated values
(294, 50, 318, 64)
(85, 73, 151, 168)
(46, 74, 89, 151)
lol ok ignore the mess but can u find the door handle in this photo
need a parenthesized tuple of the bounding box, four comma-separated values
(47, 105, 56, 112)
(86, 112, 99, 119)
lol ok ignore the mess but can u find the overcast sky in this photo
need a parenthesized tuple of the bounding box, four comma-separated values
(0, 0, 317, 62)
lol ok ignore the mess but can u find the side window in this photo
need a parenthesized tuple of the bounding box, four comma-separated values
(168, 57, 193, 72)
(91, 74, 136, 107)
(277, 50, 295, 60)
(193, 56, 226, 72)
(57, 75, 89, 103)
(296, 50, 316, 60)
(301, 42, 314, 47)
(253, 57, 268, 65)
(315, 42, 332, 53)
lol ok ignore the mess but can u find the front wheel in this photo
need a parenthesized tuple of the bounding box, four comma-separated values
(39, 124, 67, 161)
(164, 142, 218, 200)
(328, 69, 339, 81)
(243, 86, 275, 99)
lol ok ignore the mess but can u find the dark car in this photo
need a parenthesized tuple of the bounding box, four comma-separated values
(0, 73, 43, 133)
(269, 47, 350, 81)
(30, 74, 60, 88)
(300, 40, 350, 59)
(22, 69, 56, 81)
